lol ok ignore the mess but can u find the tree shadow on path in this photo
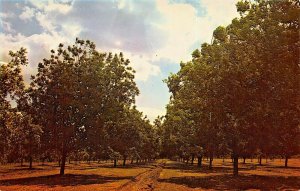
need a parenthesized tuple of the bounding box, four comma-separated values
(159, 174, 300, 190)
(0, 174, 133, 187)
(163, 161, 236, 174)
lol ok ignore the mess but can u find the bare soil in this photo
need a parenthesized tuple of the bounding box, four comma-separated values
(117, 162, 164, 191)
(0, 159, 299, 191)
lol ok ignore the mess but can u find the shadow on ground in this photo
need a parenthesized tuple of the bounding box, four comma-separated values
(267, 165, 300, 170)
(0, 167, 48, 175)
(159, 174, 300, 190)
(159, 161, 300, 190)
(163, 160, 298, 173)
(0, 174, 133, 187)
(163, 162, 237, 174)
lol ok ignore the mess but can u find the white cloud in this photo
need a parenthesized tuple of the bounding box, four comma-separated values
(114, 40, 122, 47)
(0, 32, 71, 83)
(117, 0, 126, 10)
(0, 33, 26, 57)
(29, 0, 72, 14)
(44, 2, 72, 14)
(1, 20, 15, 33)
(201, 0, 239, 25)
(27, 0, 74, 33)
(129, 54, 161, 81)
(136, 106, 165, 122)
(105, 48, 161, 82)
(19, 6, 36, 21)
(152, 0, 239, 64)
(0, 12, 15, 19)
(35, 11, 57, 32)
(61, 22, 82, 37)
(155, 0, 201, 62)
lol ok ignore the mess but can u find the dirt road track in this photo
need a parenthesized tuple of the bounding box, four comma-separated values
(117, 162, 165, 191)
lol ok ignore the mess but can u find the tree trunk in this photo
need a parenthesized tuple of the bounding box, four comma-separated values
(233, 155, 239, 176)
(114, 159, 117, 167)
(60, 152, 66, 175)
(131, 158, 134, 164)
(29, 138, 33, 169)
(209, 155, 213, 170)
(136, 158, 139, 164)
(197, 156, 202, 167)
(29, 156, 33, 169)
(243, 157, 246, 164)
(259, 156, 262, 165)
(20, 157, 23, 166)
(123, 156, 126, 166)
(191, 154, 195, 165)
(285, 156, 288, 168)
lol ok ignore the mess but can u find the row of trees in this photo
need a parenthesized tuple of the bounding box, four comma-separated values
(0, 39, 159, 175)
(160, 0, 299, 176)
(0, 0, 299, 178)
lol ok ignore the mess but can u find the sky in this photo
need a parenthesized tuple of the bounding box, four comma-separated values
(0, 0, 239, 122)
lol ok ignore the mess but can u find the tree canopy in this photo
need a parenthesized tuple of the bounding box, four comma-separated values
(161, 0, 299, 176)
(0, 0, 299, 177)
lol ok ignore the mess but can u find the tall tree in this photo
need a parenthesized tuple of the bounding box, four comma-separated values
(30, 39, 139, 175)
(0, 48, 28, 163)
(163, 0, 299, 175)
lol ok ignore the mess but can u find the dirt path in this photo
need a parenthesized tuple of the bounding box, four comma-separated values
(117, 162, 165, 191)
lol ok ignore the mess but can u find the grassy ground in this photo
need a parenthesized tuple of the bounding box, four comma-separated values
(156, 158, 300, 191)
(0, 161, 152, 191)
(0, 158, 299, 190)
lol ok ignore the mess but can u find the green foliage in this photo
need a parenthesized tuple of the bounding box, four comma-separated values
(1, 38, 160, 172)
(162, 0, 299, 175)
(0, 48, 30, 164)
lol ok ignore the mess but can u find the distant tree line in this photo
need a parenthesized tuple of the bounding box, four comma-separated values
(0, 39, 160, 175)
(159, 0, 299, 176)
